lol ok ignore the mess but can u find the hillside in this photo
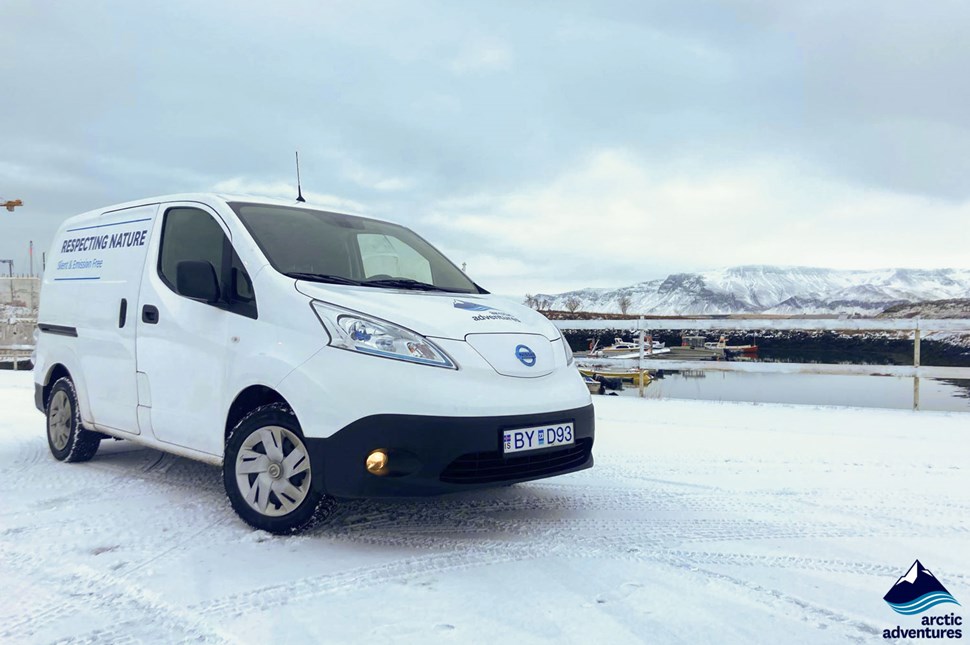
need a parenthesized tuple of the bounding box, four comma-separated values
(877, 298, 970, 319)
(539, 266, 970, 316)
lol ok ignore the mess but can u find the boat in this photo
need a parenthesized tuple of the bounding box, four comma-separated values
(605, 348, 671, 359)
(579, 367, 652, 386)
(592, 336, 665, 356)
(660, 335, 718, 360)
(703, 335, 759, 356)
(584, 376, 605, 395)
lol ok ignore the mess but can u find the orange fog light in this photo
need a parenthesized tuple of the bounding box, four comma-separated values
(366, 450, 389, 475)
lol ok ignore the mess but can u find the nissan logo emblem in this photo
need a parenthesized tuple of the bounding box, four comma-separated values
(515, 344, 537, 367)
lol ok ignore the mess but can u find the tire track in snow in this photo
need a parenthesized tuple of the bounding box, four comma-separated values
(0, 547, 237, 645)
(3, 423, 967, 640)
(655, 554, 885, 641)
(194, 548, 524, 619)
(0, 435, 47, 475)
(657, 551, 970, 584)
(185, 512, 959, 620)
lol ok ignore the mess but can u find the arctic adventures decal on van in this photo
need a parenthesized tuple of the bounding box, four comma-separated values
(453, 299, 521, 322)
(53, 217, 152, 281)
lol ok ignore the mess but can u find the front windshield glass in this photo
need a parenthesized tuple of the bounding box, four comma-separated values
(229, 202, 482, 294)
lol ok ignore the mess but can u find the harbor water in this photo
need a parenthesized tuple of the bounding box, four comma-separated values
(619, 371, 970, 412)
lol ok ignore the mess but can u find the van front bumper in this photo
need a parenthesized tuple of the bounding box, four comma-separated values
(305, 404, 594, 498)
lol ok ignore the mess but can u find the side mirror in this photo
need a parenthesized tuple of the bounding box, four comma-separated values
(176, 260, 220, 303)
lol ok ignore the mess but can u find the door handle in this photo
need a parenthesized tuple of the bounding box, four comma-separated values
(119, 298, 128, 328)
(142, 305, 159, 324)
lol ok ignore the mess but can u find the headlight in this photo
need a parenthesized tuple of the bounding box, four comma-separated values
(311, 301, 457, 369)
(561, 335, 574, 365)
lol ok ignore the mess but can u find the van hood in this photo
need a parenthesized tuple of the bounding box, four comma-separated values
(294, 282, 560, 341)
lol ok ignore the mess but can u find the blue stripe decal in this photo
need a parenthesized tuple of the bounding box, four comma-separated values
(54, 277, 101, 281)
(66, 217, 152, 232)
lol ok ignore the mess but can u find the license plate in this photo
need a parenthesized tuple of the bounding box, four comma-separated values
(503, 422, 575, 455)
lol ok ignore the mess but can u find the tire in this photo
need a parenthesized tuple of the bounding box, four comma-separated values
(46, 377, 101, 463)
(223, 403, 332, 534)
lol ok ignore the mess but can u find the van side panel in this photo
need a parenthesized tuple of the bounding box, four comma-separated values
(41, 204, 158, 433)
(33, 342, 93, 424)
(135, 202, 233, 455)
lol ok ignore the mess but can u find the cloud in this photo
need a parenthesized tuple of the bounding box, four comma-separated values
(0, 160, 87, 193)
(209, 178, 368, 213)
(424, 149, 970, 295)
(338, 163, 415, 192)
(447, 42, 513, 74)
(4, 0, 970, 297)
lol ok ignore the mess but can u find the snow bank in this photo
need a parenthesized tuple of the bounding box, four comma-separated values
(1, 371, 967, 643)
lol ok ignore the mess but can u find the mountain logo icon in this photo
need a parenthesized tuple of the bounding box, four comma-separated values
(884, 560, 960, 615)
(453, 300, 496, 312)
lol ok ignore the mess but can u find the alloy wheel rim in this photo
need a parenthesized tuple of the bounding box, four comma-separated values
(235, 425, 312, 517)
(48, 390, 72, 451)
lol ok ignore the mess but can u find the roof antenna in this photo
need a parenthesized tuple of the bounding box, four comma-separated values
(295, 151, 306, 203)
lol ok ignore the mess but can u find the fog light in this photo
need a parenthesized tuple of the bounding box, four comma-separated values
(366, 450, 388, 475)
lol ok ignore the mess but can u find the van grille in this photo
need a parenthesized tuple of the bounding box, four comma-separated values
(440, 438, 593, 484)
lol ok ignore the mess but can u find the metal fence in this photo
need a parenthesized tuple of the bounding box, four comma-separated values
(554, 317, 970, 410)
(0, 277, 39, 370)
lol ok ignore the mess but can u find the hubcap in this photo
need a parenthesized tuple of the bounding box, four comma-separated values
(48, 390, 72, 451)
(235, 426, 311, 517)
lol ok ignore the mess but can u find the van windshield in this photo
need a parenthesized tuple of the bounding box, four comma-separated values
(229, 202, 483, 294)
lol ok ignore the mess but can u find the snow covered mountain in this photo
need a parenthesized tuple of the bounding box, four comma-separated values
(539, 266, 970, 315)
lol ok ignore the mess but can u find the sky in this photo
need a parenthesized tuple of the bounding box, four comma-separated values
(2, 0, 969, 296)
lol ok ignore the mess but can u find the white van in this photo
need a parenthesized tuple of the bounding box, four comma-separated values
(34, 194, 594, 533)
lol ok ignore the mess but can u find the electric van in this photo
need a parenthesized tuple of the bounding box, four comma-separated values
(34, 194, 594, 533)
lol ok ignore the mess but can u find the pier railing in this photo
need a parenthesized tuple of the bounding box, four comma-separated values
(0, 312, 37, 371)
(0, 345, 33, 370)
(553, 317, 970, 410)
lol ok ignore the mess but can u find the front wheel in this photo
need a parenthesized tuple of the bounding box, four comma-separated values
(223, 403, 331, 534)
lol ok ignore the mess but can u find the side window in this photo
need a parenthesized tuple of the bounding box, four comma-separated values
(230, 248, 255, 304)
(357, 233, 433, 283)
(159, 208, 225, 291)
(158, 207, 257, 318)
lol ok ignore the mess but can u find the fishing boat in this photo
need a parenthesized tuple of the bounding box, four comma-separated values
(703, 335, 759, 356)
(579, 367, 652, 386)
(605, 348, 672, 359)
(593, 336, 665, 356)
(661, 335, 718, 360)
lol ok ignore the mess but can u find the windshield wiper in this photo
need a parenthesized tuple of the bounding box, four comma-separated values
(362, 277, 449, 292)
(286, 272, 362, 286)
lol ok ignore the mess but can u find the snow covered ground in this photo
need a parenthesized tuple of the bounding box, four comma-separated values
(1, 370, 967, 644)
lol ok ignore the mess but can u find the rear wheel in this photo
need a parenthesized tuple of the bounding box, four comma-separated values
(223, 403, 332, 534)
(46, 377, 100, 463)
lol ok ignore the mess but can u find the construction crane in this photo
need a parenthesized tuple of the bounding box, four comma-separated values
(3, 199, 23, 212)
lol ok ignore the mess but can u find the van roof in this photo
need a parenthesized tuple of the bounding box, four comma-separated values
(58, 193, 388, 231)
